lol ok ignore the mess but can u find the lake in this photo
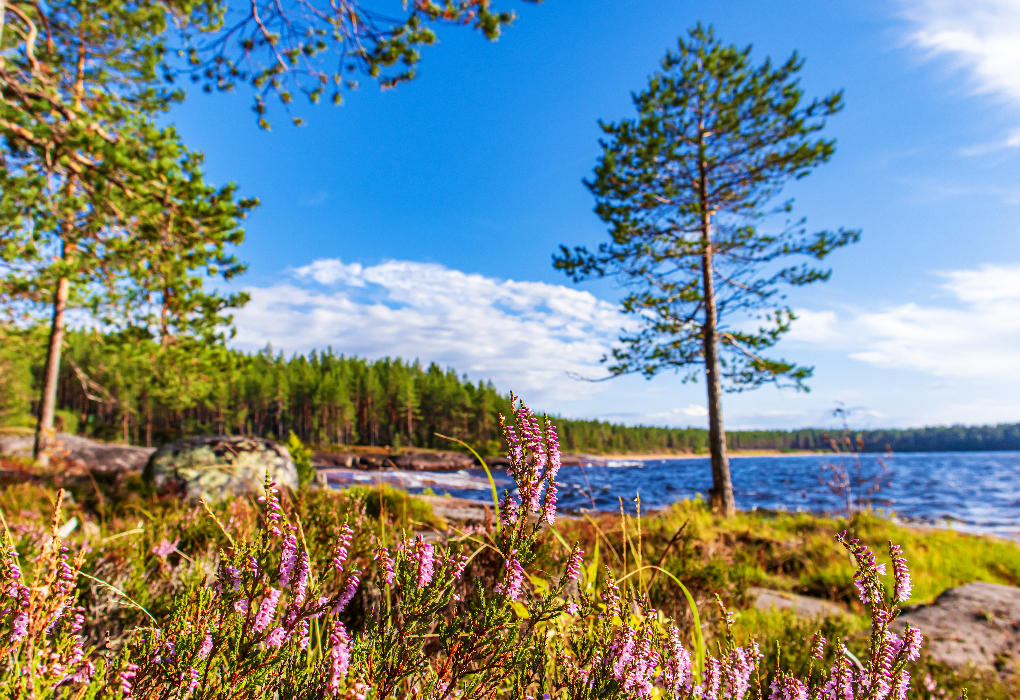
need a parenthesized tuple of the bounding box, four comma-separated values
(331, 451, 1020, 539)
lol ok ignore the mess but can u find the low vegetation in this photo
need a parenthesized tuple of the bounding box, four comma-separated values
(0, 400, 1016, 698)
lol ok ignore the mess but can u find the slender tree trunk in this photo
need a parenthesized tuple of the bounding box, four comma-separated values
(33, 276, 70, 465)
(122, 407, 129, 444)
(697, 123, 735, 516)
(699, 216, 735, 517)
(144, 391, 152, 447)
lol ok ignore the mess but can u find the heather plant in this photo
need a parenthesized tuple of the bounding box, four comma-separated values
(0, 489, 98, 698)
(0, 399, 944, 700)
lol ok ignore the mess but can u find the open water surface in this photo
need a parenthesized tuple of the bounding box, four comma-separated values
(332, 451, 1020, 539)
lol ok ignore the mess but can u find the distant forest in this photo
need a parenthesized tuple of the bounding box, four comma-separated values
(1, 328, 1018, 455)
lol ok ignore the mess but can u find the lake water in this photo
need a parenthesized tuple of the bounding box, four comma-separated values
(331, 451, 1020, 539)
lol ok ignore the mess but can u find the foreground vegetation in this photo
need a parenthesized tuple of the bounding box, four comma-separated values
(4, 327, 1020, 457)
(0, 402, 1016, 698)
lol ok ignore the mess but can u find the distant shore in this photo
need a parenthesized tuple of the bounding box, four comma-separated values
(579, 449, 825, 461)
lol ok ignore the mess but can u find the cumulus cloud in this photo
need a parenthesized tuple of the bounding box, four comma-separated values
(232, 258, 628, 402)
(647, 404, 709, 420)
(792, 262, 1020, 379)
(901, 0, 1020, 106)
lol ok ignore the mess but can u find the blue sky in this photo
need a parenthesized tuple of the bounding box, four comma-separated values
(167, 0, 1020, 431)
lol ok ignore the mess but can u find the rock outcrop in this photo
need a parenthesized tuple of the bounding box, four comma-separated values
(0, 431, 154, 473)
(144, 435, 298, 501)
(313, 450, 476, 471)
(896, 582, 1020, 674)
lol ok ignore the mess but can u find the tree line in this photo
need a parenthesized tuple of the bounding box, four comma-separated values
(1, 327, 1015, 456)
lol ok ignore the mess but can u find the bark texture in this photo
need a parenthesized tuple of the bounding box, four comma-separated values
(33, 276, 70, 465)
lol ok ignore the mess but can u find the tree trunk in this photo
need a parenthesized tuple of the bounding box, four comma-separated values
(700, 222, 735, 517)
(33, 276, 70, 465)
(144, 391, 152, 447)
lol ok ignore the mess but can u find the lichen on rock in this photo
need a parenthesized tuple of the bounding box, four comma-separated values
(143, 436, 298, 501)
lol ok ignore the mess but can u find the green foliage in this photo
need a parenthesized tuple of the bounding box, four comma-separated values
(287, 430, 315, 489)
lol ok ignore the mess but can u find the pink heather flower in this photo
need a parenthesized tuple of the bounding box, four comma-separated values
(566, 600, 579, 616)
(565, 545, 584, 582)
(278, 532, 299, 588)
(198, 634, 213, 658)
(151, 538, 179, 557)
(247, 555, 259, 575)
(602, 569, 622, 618)
(254, 588, 282, 633)
(892, 669, 911, 700)
(10, 612, 28, 643)
(542, 420, 562, 524)
(374, 548, 396, 585)
(6, 544, 20, 572)
(889, 543, 913, 603)
(811, 632, 827, 661)
(222, 565, 242, 591)
(521, 479, 541, 515)
(498, 494, 519, 529)
(824, 645, 855, 700)
(901, 626, 923, 662)
(853, 579, 870, 605)
(723, 642, 761, 700)
(187, 667, 200, 693)
(260, 484, 283, 535)
(495, 554, 525, 600)
(234, 598, 249, 615)
(294, 552, 310, 604)
(611, 626, 660, 698)
(450, 553, 469, 580)
(69, 660, 95, 684)
(69, 608, 85, 634)
(663, 624, 693, 696)
(334, 570, 361, 615)
(411, 537, 435, 588)
(264, 627, 289, 648)
(118, 663, 139, 696)
(704, 656, 722, 699)
(329, 625, 352, 694)
(333, 524, 354, 571)
(770, 675, 808, 700)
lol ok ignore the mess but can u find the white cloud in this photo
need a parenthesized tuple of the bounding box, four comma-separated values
(648, 404, 709, 420)
(794, 262, 1020, 380)
(901, 0, 1020, 105)
(959, 128, 1020, 156)
(233, 258, 629, 403)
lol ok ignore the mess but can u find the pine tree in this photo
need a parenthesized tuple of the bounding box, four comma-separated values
(555, 24, 859, 515)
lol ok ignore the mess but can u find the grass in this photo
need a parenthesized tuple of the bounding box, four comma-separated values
(0, 465, 1016, 697)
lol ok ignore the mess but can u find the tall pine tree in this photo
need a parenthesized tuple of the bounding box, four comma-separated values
(555, 24, 859, 515)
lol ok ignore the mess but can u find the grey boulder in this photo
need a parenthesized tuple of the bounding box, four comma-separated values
(896, 581, 1020, 675)
(143, 435, 297, 501)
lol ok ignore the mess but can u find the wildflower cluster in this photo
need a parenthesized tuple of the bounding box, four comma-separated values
(121, 475, 365, 699)
(0, 489, 95, 696)
(0, 398, 934, 700)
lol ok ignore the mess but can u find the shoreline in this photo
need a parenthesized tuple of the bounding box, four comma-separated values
(579, 449, 826, 461)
